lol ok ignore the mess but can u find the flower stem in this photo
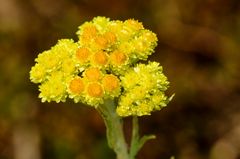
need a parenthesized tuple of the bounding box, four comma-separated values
(97, 100, 156, 159)
(97, 99, 129, 159)
(129, 116, 156, 159)
(129, 116, 139, 159)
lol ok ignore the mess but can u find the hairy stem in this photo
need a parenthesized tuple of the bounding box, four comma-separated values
(97, 99, 129, 159)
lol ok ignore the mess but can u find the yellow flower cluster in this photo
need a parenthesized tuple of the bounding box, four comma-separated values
(76, 17, 157, 74)
(30, 16, 171, 116)
(67, 67, 121, 107)
(30, 39, 78, 102)
(117, 62, 171, 116)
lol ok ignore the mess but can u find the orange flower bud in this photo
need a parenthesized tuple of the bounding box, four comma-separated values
(110, 50, 127, 65)
(76, 47, 91, 63)
(87, 82, 103, 97)
(92, 51, 108, 66)
(69, 77, 85, 94)
(84, 67, 101, 81)
(102, 74, 119, 92)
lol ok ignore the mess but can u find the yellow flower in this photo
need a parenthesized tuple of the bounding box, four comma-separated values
(124, 19, 143, 32)
(130, 30, 157, 60)
(68, 76, 85, 95)
(75, 17, 158, 75)
(30, 17, 172, 112)
(87, 82, 104, 98)
(76, 47, 91, 64)
(67, 76, 85, 103)
(62, 58, 76, 75)
(30, 39, 78, 82)
(117, 62, 171, 117)
(83, 67, 102, 81)
(102, 74, 119, 91)
(82, 25, 98, 39)
(30, 64, 47, 83)
(109, 50, 127, 66)
(92, 16, 110, 33)
(36, 50, 60, 72)
(51, 39, 78, 59)
(103, 31, 117, 46)
(93, 35, 108, 50)
(78, 24, 98, 46)
(107, 20, 125, 39)
(102, 74, 120, 97)
(39, 72, 67, 103)
(91, 51, 108, 66)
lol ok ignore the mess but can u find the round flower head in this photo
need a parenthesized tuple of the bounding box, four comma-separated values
(68, 76, 85, 103)
(82, 82, 105, 107)
(91, 51, 109, 67)
(30, 16, 172, 115)
(30, 63, 47, 83)
(83, 67, 102, 81)
(39, 71, 67, 103)
(87, 82, 104, 97)
(30, 39, 78, 83)
(77, 23, 98, 46)
(117, 62, 171, 117)
(75, 16, 158, 75)
(76, 47, 92, 64)
(128, 30, 157, 61)
(102, 74, 120, 97)
(110, 50, 127, 65)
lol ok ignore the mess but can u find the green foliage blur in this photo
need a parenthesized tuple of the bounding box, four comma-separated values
(0, 0, 240, 159)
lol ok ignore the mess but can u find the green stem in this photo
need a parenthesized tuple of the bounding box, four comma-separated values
(97, 99, 156, 159)
(129, 116, 139, 159)
(129, 116, 156, 159)
(97, 99, 129, 159)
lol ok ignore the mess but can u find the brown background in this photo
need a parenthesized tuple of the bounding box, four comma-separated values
(0, 0, 240, 159)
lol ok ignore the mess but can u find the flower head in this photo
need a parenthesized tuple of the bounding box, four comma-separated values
(117, 62, 171, 116)
(39, 72, 67, 103)
(68, 76, 85, 95)
(76, 47, 91, 64)
(102, 74, 120, 97)
(30, 17, 172, 115)
(87, 82, 104, 97)
(83, 67, 102, 81)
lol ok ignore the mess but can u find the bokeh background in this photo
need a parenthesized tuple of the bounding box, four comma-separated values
(0, 0, 240, 159)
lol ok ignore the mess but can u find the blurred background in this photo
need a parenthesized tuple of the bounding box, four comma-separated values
(0, 0, 240, 159)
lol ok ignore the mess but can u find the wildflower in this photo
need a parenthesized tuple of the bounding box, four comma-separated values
(76, 47, 91, 64)
(117, 62, 170, 117)
(92, 16, 110, 33)
(30, 64, 47, 83)
(130, 30, 158, 60)
(30, 16, 172, 115)
(109, 50, 127, 66)
(103, 32, 117, 46)
(83, 67, 102, 81)
(84, 82, 105, 107)
(35, 50, 60, 72)
(78, 24, 98, 46)
(39, 72, 67, 103)
(124, 19, 143, 32)
(68, 76, 85, 95)
(93, 35, 108, 50)
(91, 51, 108, 66)
(102, 74, 120, 97)
(87, 82, 104, 97)
(62, 58, 77, 75)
